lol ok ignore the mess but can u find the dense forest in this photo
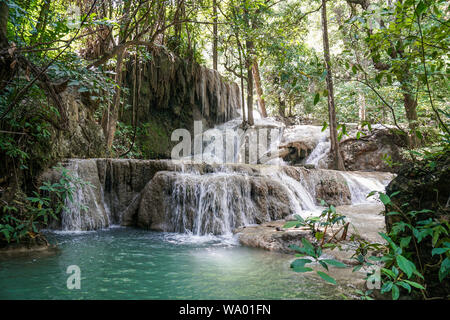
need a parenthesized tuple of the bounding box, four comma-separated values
(0, 0, 448, 301)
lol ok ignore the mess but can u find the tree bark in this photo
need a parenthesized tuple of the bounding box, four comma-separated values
(244, 8, 254, 126)
(321, 0, 345, 171)
(238, 43, 246, 123)
(101, 50, 124, 148)
(0, 1, 13, 93)
(278, 97, 286, 117)
(358, 92, 366, 129)
(402, 89, 419, 147)
(252, 60, 267, 117)
(32, 0, 51, 44)
(212, 0, 218, 70)
(100, 0, 131, 149)
(246, 40, 254, 126)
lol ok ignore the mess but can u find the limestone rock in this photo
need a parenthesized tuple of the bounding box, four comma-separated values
(51, 89, 107, 159)
(340, 128, 407, 172)
(122, 48, 240, 159)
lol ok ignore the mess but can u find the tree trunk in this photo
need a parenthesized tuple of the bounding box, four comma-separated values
(358, 92, 366, 129)
(239, 54, 246, 123)
(278, 97, 286, 117)
(321, 0, 345, 171)
(212, 0, 218, 70)
(32, 0, 51, 44)
(101, 50, 124, 148)
(252, 60, 267, 117)
(0, 1, 12, 93)
(403, 90, 419, 147)
(246, 42, 254, 126)
(397, 69, 419, 147)
(100, 0, 132, 149)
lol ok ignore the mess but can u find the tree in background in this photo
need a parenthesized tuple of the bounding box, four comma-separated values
(321, 0, 345, 170)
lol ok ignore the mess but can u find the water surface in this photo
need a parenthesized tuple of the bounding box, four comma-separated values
(0, 227, 345, 299)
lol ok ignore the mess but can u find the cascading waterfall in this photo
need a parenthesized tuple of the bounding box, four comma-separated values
(54, 115, 394, 235)
(165, 172, 259, 235)
(59, 159, 111, 231)
(339, 171, 392, 204)
(305, 134, 330, 168)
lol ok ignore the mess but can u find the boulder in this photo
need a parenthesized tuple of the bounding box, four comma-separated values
(136, 170, 293, 234)
(340, 128, 407, 172)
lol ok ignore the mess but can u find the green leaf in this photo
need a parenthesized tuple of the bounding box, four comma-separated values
(381, 268, 396, 279)
(415, 1, 427, 17)
(288, 244, 305, 254)
(379, 193, 391, 205)
(291, 258, 312, 269)
(319, 260, 329, 271)
(391, 284, 400, 300)
(292, 266, 313, 273)
(353, 265, 362, 272)
(396, 255, 415, 278)
(317, 271, 336, 285)
(301, 238, 316, 257)
(314, 93, 320, 105)
(283, 221, 300, 228)
(438, 257, 450, 282)
(366, 190, 377, 198)
(400, 236, 411, 248)
(381, 281, 393, 294)
(397, 281, 411, 293)
(322, 259, 347, 268)
(432, 247, 449, 256)
(403, 280, 425, 290)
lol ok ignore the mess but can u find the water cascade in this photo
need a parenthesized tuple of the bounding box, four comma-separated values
(48, 111, 394, 234)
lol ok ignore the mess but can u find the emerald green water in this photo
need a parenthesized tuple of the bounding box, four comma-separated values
(0, 227, 344, 299)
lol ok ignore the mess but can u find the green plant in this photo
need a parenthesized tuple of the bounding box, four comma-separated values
(354, 289, 374, 300)
(350, 190, 449, 299)
(289, 238, 347, 285)
(285, 202, 349, 285)
(284, 200, 348, 247)
(0, 165, 91, 244)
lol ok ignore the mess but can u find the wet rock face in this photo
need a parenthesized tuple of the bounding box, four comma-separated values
(52, 89, 107, 159)
(42, 159, 391, 234)
(315, 177, 352, 207)
(123, 48, 240, 158)
(339, 128, 407, 172)
(385, 150, 450, 298)
(136, 171, 292, 234)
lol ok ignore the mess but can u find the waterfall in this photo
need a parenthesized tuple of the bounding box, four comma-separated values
(340, 171, 393, 204)
(305, 133, 330, 168)
(59, 160, 111, 231)
(136, 163, 393, 235)
(50, 116, 394, 234)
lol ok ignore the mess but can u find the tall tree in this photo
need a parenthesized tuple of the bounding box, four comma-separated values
(321, 0, 345, 170)
(212, 0, 218, 70)
(0, 1, 13, 93)
(252, 60, 267, 117)
(345, 0, 422, 147)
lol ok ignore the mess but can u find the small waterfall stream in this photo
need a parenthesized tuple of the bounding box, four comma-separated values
(55, 115, 394, 235)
